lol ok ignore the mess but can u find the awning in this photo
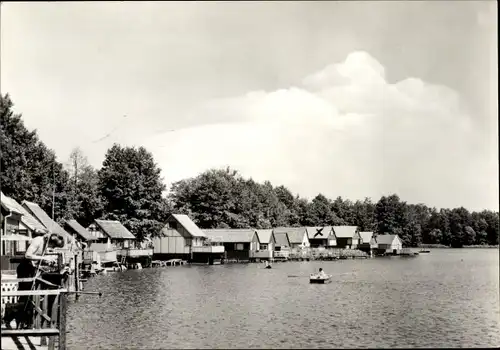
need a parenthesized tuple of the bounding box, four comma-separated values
(1, 234, 33, 242)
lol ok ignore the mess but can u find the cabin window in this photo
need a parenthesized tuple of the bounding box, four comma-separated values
(185, 238, 192, 247)
(260, 244, 268, 250)
(235, 243, 244, 251)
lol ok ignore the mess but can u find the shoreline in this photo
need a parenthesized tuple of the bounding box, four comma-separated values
(416, 245, 499, 249)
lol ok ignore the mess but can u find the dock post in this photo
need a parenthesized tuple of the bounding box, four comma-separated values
(59, 292, 67, 350)
(75, 253, 81, 300)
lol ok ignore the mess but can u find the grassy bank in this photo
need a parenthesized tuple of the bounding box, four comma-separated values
(462, 245, 499, 249)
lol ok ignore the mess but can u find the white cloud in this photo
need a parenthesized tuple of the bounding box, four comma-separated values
(145, 51, 498, 211)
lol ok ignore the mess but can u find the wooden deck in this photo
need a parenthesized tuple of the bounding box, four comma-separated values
(1, 321, 49, 350)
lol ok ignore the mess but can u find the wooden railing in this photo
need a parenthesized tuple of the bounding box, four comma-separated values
(274, 251, 290, 258)
(1, 276, 68, 350)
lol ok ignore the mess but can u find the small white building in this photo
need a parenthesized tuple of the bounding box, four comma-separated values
(375, 234, 403, 254)
(255, 229, 275, 260)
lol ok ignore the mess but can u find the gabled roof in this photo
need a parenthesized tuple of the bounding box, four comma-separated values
(333, 225, 358, 238)
(1, 192, 48, 233)
(376, 234, 399, 245)
(64, 220, 97, 241)
(274, 227, 308, 244)
(359, 232, 374, 243)
(22, 200, 72, 241)
(255, 229, 274, 244)
(273, 232, 290, 247)
(306, 226, 333, 239)
(203, 229, 258, 243)
(170, 214, 206, 238)
(94, 219, 136, 240)
(1, 192, 24, 214)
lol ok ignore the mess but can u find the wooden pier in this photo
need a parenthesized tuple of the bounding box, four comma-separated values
(1, 277, 68, 350)
(151, 259, 187, 267)
(1, 252, 77, 350)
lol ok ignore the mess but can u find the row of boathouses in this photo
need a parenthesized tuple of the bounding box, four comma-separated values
(1, 191, 403, 270)
(151, 214, 404, 264)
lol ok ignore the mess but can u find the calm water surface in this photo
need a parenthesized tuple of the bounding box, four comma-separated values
(67, 249, 499, 349)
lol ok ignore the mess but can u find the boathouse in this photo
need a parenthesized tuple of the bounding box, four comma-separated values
(88, 219, 136, 249)
(1, 193, 48, 270)
(64, 219, 98, 248)
(22, 200, 73, 244)
(255, 229, 275, 260)
(152, 214, 224, 264)
(358, 231, 377, 255)
(306, 226, 337, 248)
(273, 232, 291, 259)
(203, 229, 259, 262)
(375, 234, 403, 255)
(275, 227, 310, 250)
(332, 226, 361, 249)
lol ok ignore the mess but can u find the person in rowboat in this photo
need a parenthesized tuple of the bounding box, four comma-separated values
(318, 268, 327, 278)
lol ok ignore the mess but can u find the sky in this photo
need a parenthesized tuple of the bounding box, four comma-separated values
(1, 1, 498, 212)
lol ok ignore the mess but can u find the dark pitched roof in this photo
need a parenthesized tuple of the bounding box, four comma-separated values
(273, 232, 290, 247)
(203, 229, 258, 243)
(170, 214, 206, 237)
(22, 200, 73, 242)
(94, 220, 136, 240)
(64, 220, 97, 241)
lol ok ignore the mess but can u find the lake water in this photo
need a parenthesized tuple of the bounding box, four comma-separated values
(67, 249, 500, 349)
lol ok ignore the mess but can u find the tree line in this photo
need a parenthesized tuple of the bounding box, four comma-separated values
(1, 94, 498, 247)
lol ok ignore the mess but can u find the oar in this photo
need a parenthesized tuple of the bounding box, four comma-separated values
(288, 274, 310, 278)
(67, 291, 103, 297)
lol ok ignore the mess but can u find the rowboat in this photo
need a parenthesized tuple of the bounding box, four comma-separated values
(419, 250, 431, 253)
(309, 273, 332, 284)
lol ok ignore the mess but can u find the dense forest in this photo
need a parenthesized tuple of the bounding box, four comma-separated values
(1, 94, 498, 247)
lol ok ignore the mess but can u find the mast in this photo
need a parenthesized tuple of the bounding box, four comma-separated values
(51, 164, 55, 234)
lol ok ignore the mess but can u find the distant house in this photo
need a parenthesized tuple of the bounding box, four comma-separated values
(152, 214, 224, 264)
(64, 219, 98, 247)
(332, 226, 360, 249)
(22, 200, 73, 244)
(87, 219, 136, 249)
(275, 227, 309, 250)
(375, 234, 403, 254)
(255, 229, 275, 260)
(203, 228, 260, 262)
(306, 226, 337, 248)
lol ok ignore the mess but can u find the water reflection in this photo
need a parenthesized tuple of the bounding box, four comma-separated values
(68, 249, 500, 349)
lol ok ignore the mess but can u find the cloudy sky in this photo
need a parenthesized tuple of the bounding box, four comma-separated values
(1, 1, 497, 211)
